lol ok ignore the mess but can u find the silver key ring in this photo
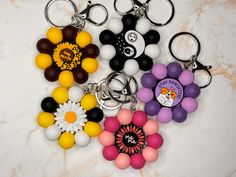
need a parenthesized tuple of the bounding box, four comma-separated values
(45, 0, 108, 29)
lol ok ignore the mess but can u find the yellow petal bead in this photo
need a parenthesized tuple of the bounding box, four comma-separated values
(81, 58, 98, 73)
(76, 31, 92, 48)
(35, 53, 52, 69)
(47, 27, 63, 44)
(84, 121, 102, 137)
(58, 70, 74, 88)
(58, 132, 75, 150)
(52, 87, 68, 104)
(37, 112, 54, 128)
(80, 94, 97, 110)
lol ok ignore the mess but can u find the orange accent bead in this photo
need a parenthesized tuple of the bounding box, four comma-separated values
(65, 111, 77, 123)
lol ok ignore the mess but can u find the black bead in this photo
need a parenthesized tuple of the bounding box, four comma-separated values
(122, 14, 138, 30)
(73, 68, 88, 84)
(41, 97, 58, 113)
(44, 65, 60, 82)
(36, 38, 54, 54)
(109, 55, 125, 71)
(144, 30, 160, 45)
(99, 30, 116, 45)
(86, 107, 104, 122)
(62, 25, 78, 41)
(137, 55, 153, 71)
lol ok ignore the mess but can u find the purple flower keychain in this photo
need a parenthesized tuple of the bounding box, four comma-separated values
(137, 32, 212, 123)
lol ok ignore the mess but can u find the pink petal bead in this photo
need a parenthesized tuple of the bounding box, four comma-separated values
(104, 117, 120, 132)
(178, 70, 195, 86)
(99, 130, 115, 146)
(133, 111, 148, 127)
(115, 153, 130, 170)
(157, 107, 173, 123)
(151, 64, 167, 80)
(143, 119, 159, 135)
(130, 154, 145, 169)
(117, 108, 133, 125)
(147, 133, 163, 149)
(142, 146, 158, 162)
(181, 97, 198, 113)
(102, 145, 119, 161)
(137, 88, 154, 103)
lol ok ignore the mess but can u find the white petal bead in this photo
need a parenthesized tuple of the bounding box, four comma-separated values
(123, 59, 139, 75)
(145, 44, 161, 59)
(135, 18, 152, 35)
(108, 18, 123, 34)
(75, 131, 91, 147)
(100, 45, 116, 60)
(45, 125, 61, 141)
(68, 86, 84, 102)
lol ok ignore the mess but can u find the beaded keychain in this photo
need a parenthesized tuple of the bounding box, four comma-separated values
(35, 0, 108, 87)
(137, 32, 212, 123)
(98, 0, 175, 75)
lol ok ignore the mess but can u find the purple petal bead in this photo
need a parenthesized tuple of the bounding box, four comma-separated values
(172, 107, 187, 123)
(181, 97, 198, 113)
(144, 101, 160, 116)
(141, 73, 157, 88)
(178, 70, 195, 86)
(184, 83, 201, 98)
(137, 88, 154, 103)
(157, 107, 172, 123)
(167, 62, 183, 78)
(151, 64, 167, 80)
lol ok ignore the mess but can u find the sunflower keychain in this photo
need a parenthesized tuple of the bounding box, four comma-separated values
(35, 0, 108, 87)
(99, 0, 175, 75)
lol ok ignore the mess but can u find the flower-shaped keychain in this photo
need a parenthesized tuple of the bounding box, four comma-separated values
(35, 0, 108, 87)
(37, 86, 104, 150)
(137, 32, 212, 123)
(98, 0, 175, 75)
(99, 110, 163, 170)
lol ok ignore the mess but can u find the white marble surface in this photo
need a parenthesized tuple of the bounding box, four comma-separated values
(0, 0, 236, 176)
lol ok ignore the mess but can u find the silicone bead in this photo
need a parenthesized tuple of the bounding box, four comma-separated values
(117, 109, 133, 125)
(36, 38, 53, 54)
(181, 97, 198, 113)
(143, 119, 159, 135)
(115, 153, 130, 170)
(157, 107, 172, 123)
(144, 30, 160, 44)
(144, 100, 161, 116)
(80, 94, 97, 111)
(68, 86, 84, 102)
(124, 59, 139, 75)
(172, 107, 188, 123)
(81, 58, 98, 73)
(73, 68, 88, 84)
(122, 14, 137, 29)
(76, 31, 92, 48)
(99, 30, 116, 44)
(104, 117, 120, 132)
(82, 44, 99, 58)
(108, 18, 123, 34)
(141, 73, 157, 88)
(100, 45, 116, 60)
(137, 88, 154, 103)
(35, 53, 52, 69)
(75, 131, 91, 147)
(136, 18, 151, 35)
(151, 64, 168, 80)
(37, 112, 55, 128)
(184, 83, 201, 98)
(178, 70, 195, 86)
(45, 125, 61, 141)
(84, 121, 102, 137)
(52, 87, 68, 104)
(62, 25, 77, 42)
(130, 154, 145, 169)
(47, 27, 63, 44)
(41, 97, 58, 113)
(109, 56, 125, 72)
(58, 70, 74, 88)
(144, 44, 161, 59)
(102, 145, 119, 161)
(86, 107, 104, 122)
(147, 133, 163, 149)
(99, 130, 115, 146)
(137, 55, 153, 71)
(58, 132, 75, 150)
(142, 146, 158, 162)
(44, 65, 60, 82)
(167, 62, 183, 78)
(133, 111, 148, 127)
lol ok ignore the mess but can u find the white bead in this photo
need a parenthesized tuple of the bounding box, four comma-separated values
(100, 45, 116, 60)
(75, 131, 91, 147)
(68, 86, 84, 102)
(135, 18, 151, 35)
(124, 59, 139, 75)
(145, 44, 161, 59)
(44, 125, 61, 141)
(108, 18, 123, 34)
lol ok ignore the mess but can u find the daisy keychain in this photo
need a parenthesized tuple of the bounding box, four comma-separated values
(99, 0, 175, 75)
(35, 0, 108, 87)
(137, 32, 212, 123)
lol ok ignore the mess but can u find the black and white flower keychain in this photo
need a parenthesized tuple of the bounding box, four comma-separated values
(99, 0, 175, 75)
